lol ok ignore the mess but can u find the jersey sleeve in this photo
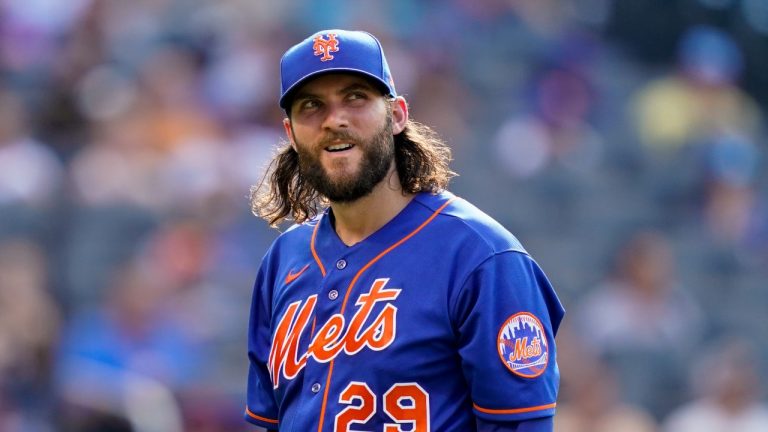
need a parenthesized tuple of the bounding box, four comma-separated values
(244, 265, 280, 429)
(452, 250, 564, 424)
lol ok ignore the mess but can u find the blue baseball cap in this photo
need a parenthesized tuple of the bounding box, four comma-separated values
(279, 29, 397, 110)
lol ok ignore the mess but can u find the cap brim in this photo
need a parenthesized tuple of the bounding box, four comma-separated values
(279, 68, 393, 110)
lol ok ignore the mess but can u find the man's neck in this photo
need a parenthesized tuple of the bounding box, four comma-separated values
(330, 167, 415, 246)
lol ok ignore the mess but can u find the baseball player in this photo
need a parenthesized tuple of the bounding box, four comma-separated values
(245, 29, 565, 432)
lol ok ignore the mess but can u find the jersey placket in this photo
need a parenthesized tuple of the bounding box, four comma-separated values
(287, 214, 361, 431)
(304, 259, 353, 425)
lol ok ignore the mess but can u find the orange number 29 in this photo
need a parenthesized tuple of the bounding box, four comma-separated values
(335, 382, 430, 432)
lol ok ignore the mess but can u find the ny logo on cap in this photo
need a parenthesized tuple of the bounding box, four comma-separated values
(312, 33, 339, 62)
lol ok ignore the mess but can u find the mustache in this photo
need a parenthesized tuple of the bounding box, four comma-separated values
(318, 131, 360, 147)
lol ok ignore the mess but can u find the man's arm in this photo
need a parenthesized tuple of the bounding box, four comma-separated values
(452, 251, 564, 430)
(245, 264, 281, 429)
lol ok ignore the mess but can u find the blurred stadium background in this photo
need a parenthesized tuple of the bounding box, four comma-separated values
(0, 0, 767, 431)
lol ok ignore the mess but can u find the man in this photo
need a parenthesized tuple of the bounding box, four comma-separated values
(245, 29, 564, 432)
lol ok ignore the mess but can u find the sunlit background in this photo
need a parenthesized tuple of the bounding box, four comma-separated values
(0, 0, 767, 431)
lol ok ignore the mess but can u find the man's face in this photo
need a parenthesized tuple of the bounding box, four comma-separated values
(285, 74, 396, 203)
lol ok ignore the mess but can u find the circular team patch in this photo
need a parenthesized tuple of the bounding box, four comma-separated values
(497, 312, 549, 378)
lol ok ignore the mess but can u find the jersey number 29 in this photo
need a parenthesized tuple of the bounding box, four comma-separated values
(335, 381, 430, 431)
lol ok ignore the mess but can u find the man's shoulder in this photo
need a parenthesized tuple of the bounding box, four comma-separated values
(415, 191, 527, 255)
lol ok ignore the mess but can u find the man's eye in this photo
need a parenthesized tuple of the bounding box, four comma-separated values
(299, 99, 320, 110)
(347, 92, 367, 101)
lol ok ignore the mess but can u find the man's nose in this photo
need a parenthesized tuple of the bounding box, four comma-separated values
(321, 103, 349, 130)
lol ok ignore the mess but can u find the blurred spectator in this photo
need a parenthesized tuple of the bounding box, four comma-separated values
(134, 216, 273, 429)
(572, 230, 703, 418)
(630, 25, 762, 157)
(56, 258, 191, 431)
(555, 320, 659, 432)
(69, 108, 163, 210)
(64, 108, 161, 305)
(697, 132, 768, 258)
(555, 356, 658, 432)
(0, 87, 63, 208)
(577, 230, 703, 350)
(408, 67, 474, 163)
(58, 216, 255, 431)
(57, 259, 203, 388)
(201, 24, 280, 121)
(0, 86, 65, 242)
(493, 57, 603, 179)
(134, 217, 223, 344)
(137, 46, 220, 154)
(0, 238, 60, 430)
(662, 339, 768, 432)
(0, 0, 91, 77)
(36, 0, 104, 156)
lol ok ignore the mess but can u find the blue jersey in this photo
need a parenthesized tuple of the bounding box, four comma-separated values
(245, 191, 564, 431)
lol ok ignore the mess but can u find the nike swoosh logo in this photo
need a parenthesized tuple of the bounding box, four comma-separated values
(284, 264, 310, 285)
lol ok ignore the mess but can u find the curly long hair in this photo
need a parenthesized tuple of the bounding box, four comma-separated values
(250, 119, 456, 227)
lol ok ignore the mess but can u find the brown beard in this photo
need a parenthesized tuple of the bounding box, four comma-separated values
(294, 113, 394, 203)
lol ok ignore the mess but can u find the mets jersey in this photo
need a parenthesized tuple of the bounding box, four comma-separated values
(245, 190, 565, 431)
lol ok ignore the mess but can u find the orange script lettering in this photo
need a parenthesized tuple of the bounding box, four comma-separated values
(268, 278, 401, 388)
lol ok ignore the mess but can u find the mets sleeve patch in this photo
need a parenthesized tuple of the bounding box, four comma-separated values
(497, 312, 549, 378)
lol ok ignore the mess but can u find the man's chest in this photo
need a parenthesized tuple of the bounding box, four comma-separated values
(268, 260, 459, 384)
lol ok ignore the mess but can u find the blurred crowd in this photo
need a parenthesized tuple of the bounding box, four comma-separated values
(0, 0, 766, 431)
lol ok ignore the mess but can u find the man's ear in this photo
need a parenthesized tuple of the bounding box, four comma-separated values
(391, 96, 409, 135)
(283, 117, 297, 150)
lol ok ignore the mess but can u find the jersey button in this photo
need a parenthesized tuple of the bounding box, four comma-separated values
(336, 259, 347, 270)
(328, 290, 339, 300)
(311, 383, 321, 393)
